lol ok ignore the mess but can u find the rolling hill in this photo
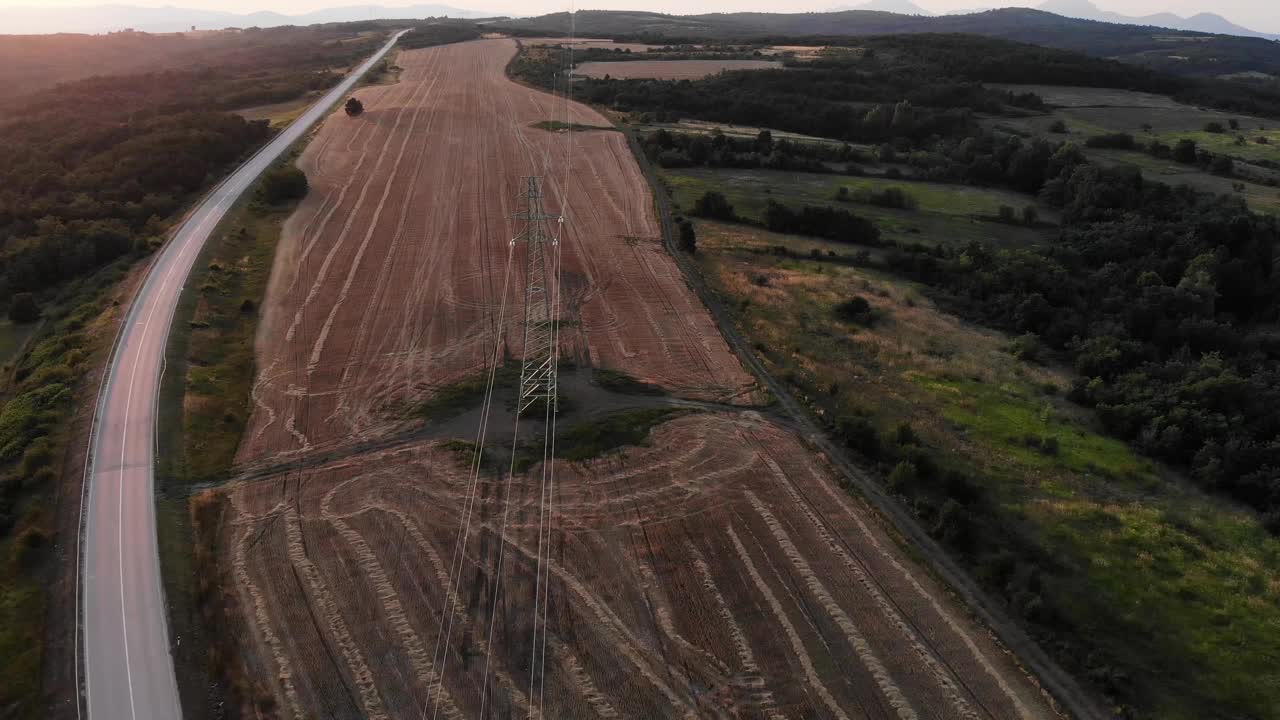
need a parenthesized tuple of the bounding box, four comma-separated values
(498, 8, 1280, 78)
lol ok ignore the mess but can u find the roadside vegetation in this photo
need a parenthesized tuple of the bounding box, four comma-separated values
(0, 259, 133, 717)
(153, 149, 320, 714)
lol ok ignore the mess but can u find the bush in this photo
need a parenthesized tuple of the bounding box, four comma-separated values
(834, 296, 876, 325)
(344, 97, 364, 116)
(677, 219, 697, 254)
(1173, 139, 1199, 164)
(997, 205, 1017, 224)
(932, 498, 973, 551)
(258, 166, 308, 204)
(7, 293, 40, 324)
(893, 422, 919, 447)
(1048, 119, 1068, 134)
(855, 186, 917, 209)
(1204, 121, 1225, 134)
(888, 460, 919, 493)
(692, 191, 735, 221)
(835, 413, 881, 458)
(762, 201, 881, 245)
(1085, 133, 1136, 150)
(1022, 205, 1039, 226)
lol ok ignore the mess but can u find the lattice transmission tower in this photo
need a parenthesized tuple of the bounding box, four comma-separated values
(512, 176, 561, 415)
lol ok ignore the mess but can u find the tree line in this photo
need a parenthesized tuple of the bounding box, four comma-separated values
(0, 28, 389, 318)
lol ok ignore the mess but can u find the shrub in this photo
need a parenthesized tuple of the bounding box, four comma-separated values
(1204, 121, 1225, 134)
(258, 166, 308, 205)
(762, 201, 881, 245)
(997, 205, 1017, 224)
(887, 460, 919, 492)
(855, 186, 917, 209)
(1173, 139, 1199, 164)
(1022, 205, 1039, 226)
(677, 219, 697, 254)
(893, 422, 919, 446)
(834, 296, 876, 325)
(344, 97, 364, 116)
(932, 498, 973, 551)
(1048, 119, 1068, 134)
(12, 526, 48, 570)
(1085, 133, 1136, 150)
(692, 191, 735, 221)
(8, 293, 39, 324)
(835, 414, 881, 458)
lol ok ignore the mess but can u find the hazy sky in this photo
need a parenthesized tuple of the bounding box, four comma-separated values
(2, 0, 1276, 32)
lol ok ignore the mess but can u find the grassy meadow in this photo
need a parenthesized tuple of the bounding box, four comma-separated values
(661, 167, 1055, 248)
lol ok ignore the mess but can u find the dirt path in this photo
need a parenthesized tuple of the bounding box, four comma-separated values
(216, 39, 1066, 719)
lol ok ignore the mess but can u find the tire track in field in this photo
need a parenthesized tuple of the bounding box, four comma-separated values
(725, 524, 851, 720)
(741, 432, 982, 719)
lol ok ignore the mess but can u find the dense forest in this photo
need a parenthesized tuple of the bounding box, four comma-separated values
(0, 26, 388, 319)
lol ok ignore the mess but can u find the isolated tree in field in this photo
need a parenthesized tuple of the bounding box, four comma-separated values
(8, 293, 39, 324)
(345, 97, 364, 117)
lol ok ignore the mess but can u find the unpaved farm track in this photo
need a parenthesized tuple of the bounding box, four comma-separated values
(215, 39, 1064, 719)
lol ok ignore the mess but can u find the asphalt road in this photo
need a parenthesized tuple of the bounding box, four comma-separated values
(79, 30, 405, 720)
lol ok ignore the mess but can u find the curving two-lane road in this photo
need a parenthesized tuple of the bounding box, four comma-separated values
(79, 30, 406, 720)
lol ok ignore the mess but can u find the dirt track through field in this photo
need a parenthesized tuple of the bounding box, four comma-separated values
(216, 38, 1064, 719)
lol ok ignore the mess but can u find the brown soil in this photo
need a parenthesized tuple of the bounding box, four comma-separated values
(215, 38, 1063, 719)
(238, 38, 759, 468)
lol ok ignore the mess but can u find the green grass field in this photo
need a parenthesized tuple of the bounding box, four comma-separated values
(982, 85, 1280, 165)
(662, 167, 1054, 249)
(691, 217, 1280, 719)
(1089, 148, 1280, 215)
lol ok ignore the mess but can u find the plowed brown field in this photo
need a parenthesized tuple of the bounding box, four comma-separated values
(212, 38, 1063, 719)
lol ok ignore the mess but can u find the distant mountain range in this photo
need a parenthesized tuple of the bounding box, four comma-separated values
(0, 4, 494, 35)
(831, 0, 934, 15)
(1032, 0, 1278, 40)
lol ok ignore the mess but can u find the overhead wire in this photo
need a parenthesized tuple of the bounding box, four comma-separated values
(527, 6, 575, 713)
(424, 223, 518, 720)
